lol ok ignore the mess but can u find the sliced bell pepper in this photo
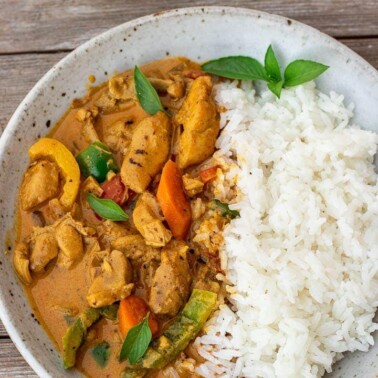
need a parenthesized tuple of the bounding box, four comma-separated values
(76, 141, 118, 183)
(28, 138, 80, 209)
(133, 289, 217, 370)
(62, 304, 118, 369)
(101, 174, 129, 206)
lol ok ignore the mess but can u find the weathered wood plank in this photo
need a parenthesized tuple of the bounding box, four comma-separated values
(341, 38, 378, 70)
(0, 339, 37, 377)
(0, 322, 6, 337)
(1, 0, 378, 54)
(0, 52, 68, 136)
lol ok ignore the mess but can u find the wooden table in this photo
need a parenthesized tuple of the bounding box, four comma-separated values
(0, 0, 377, 376)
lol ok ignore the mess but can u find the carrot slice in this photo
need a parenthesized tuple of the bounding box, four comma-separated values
(157, 160, 192, 240)
(118, 295, 159, 338)
(199, 165, 220, 183)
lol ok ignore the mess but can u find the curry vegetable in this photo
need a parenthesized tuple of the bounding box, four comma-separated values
(132, 289, 217, 370)
(62, 305, 118, 369)
(76, 141, 118, 182)
(28, 138, 80, 209)
(86, 193, 129, 221)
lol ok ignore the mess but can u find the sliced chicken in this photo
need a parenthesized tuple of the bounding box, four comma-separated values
(55, 215, 89, 268)
(13, 242, 32, 285)
(87, 250, 134, 308)
(20, 160, 60, 211)
(96, 220, 133, 249)
(102, 118, 136, 155)
(121, 112, 171, 193)
(133, 192, 172, 247)
(174, 76, 219, 169)
(75, 107, 100, 143)
(28, 227, 59, 273)
(149, 240, 191, 316)
(111, 234, 161, 262)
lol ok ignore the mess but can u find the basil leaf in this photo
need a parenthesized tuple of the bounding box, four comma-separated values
(284, 60, 329, 87)
(264, 45, 282, 83)
(134, 66, 164, 115)
(86, 193, 128, 221)
(119, 315, 152, 364)
(210, 199, 240, 219)
(268, 80, 284, 98)
(202, 56, 267, 81)
(91, 341, 110, 368)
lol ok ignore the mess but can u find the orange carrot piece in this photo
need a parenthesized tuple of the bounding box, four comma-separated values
(118, 295, 159, 339)
(157, 160, 192, 240)
(199, 165, 220, 183)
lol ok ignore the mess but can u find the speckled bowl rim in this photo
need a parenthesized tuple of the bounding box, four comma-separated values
(0, 6, 377, 377)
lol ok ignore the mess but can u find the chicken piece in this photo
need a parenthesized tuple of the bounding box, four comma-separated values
(174, 76, 219, 169)
(108, 75, 135, 101)
(87, 250, 134, 308)
(133, 192, 172, 247)
(28, 227, 58, 273)
(112, 234, 161, 262)
(121, 112, 171, 193)
(20, 160, 60, 211)
(102, 118, 136, 155)
(13, 242, 32, 285)
(81, 176, 103, 199)
(75, 107, 99, 143)
(182, 174, 204, 197)
(149, 77, 185, 100)
(149, 241, 191, 316)
(192, 263, 220, 293)
(55, 215, 89, 268)
(96, 220, 133, 249)
(95, 92, 118, 113)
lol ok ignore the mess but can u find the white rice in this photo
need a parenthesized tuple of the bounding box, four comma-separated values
(194, 81, 378, 377)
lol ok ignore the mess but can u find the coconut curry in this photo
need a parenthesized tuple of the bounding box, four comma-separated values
(13, 57, 236, 377)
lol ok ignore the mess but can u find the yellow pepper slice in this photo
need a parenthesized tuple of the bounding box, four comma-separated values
(28, 138, 80, 209)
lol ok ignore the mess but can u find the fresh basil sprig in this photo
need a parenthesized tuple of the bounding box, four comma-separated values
(119, 315, 152, 364)
(202, 45, 329, 98)
(134, 66, 164, 115)
(91, 341, 111, 368)
(210, 199, 240, 219)
(86, 193, 128, 221)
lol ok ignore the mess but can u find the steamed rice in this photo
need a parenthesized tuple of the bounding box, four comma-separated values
(194, 81, 378, 377)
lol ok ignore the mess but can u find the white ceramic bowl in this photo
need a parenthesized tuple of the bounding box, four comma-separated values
(0, 6, 377, 378)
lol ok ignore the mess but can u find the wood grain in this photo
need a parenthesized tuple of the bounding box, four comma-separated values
(0, 339, 36, 377)
(0, 322, 6, 337)
(0, 52, 68, 135)
(1, 0, 378, 54)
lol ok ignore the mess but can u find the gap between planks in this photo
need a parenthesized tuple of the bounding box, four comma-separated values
(1, 0, 378, 54)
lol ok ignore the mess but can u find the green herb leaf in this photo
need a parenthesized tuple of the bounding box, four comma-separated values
(264, 45, 282, 83)
(91, 341, 111, 368)
(268, 80, 284, 98)
(202, 56, 267, 81)
(134, 66, 164, 115)
(63, 314, 76, 326)
(210, 199, 240, 219)
(284, 60, 329, 87)
(86, 193, 128, 221)
(119, 315, 152, 364)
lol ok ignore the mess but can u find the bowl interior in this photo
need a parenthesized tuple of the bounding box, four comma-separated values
(0, 6, 377, 377)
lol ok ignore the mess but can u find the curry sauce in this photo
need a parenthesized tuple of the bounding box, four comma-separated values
(14, 57, 230, 377)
